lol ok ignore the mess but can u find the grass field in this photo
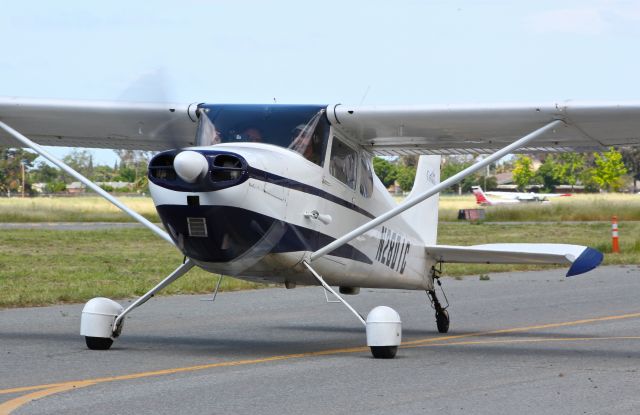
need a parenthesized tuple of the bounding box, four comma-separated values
(0, 196, 158, 222)
(2, 193, 639, 222)
(0, 228, 263, 308)
(1, 222, 639, 308)
(437, 193, 640, 221)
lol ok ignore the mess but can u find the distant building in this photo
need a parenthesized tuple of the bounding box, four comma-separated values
(95, 182, 132, 190)
(554, 184, 586, 193)
(66, 182, 85, 194)
(494, 172, 513, 186)
(63, 181, 134, 194)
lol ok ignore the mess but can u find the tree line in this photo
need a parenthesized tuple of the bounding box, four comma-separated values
(0, 148, 153, 195)
(2, 146, 638, 196)
(374, 147, 639, 193)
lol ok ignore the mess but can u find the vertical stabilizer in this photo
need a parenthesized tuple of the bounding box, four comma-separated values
(471, 186, 491, 205)
(403, 155, 441, 245)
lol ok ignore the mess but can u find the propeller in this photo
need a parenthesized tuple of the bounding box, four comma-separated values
(118, 69, 211, 186)
(118, 68, 195, 151)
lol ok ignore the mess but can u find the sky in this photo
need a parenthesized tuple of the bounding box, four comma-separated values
(2, 0, 640, 165)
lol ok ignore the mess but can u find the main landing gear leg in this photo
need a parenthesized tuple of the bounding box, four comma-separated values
(302, 260, 402, 359)
(426, 264, 450, 334)
(80, 259, 195, 350)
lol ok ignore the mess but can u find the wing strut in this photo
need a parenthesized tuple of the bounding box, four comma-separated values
(0, 120, 175, 246)
(309, 119, 564, 262)
(302, 260, 366, 326)
(112, 259, 195, 334)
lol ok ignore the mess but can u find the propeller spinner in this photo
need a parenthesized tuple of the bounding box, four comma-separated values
(173, 150, 208, 183)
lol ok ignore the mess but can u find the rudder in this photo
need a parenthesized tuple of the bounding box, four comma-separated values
(471, 186, 491, 205)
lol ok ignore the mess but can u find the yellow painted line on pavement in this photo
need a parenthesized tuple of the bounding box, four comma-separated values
(402, 311, 640, 347)
(0, 346, 367, 415)
(2, 311, 640, 414)
(0, 383, 96, 415)
(412, 335, 640, 348)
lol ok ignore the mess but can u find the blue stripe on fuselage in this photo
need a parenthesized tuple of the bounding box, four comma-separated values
(156, 205, 373, 265)
(248, 167, 375, 219)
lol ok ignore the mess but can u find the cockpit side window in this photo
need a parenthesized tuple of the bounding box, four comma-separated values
(329, 137, 357, 190)
(287, 110, 329, 166)
(359, 156, 374, 198)
(194, 111, 220, 146)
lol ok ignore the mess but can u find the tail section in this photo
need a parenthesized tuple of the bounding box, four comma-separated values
(472, 186, 492, 205)
(403, 155, 441, 245)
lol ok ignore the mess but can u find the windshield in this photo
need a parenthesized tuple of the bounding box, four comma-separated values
(196, 104, 330, 165)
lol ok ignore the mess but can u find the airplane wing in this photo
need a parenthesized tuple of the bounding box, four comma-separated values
(485, 191, 522, 200)
(425, 243, 603, 277)
(2, 98, 640, 154)
(327, 101, 640, 155)
(0, 97, 199, 150)
(486, 191, 569, 200)
(545, 193, 572, 197)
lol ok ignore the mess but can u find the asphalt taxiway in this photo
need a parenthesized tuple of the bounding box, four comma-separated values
(2, 265, 640, 414)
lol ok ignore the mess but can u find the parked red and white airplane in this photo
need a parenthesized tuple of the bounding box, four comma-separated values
(472, 186, 571, 206)
(1, 98, 639, 358)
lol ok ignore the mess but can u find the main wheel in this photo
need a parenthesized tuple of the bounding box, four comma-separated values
(436, 310, 450, 333)
(85, 336, 113, 350)
(370, 346, 398, 359)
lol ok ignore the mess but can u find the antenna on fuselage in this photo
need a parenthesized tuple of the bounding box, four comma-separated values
(359, 85, 372, 105)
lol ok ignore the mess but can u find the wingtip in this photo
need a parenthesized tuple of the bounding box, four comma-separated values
(566, 247, 604, 277)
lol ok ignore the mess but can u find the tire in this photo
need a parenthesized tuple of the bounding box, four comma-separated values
(85, 336, 113, 350)
(370, 346, 398, 359)
(436, 310, 450, 333)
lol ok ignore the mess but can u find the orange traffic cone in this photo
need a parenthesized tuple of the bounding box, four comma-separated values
(612, 216, 620, 253)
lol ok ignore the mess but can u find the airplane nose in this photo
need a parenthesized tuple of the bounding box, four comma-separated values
(173, 151, 209, 183)
(149, 149, 249, 191)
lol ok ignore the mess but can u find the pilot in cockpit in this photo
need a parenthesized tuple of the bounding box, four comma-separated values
(230, 126, 263, 142)
(241, 127, 262, 142)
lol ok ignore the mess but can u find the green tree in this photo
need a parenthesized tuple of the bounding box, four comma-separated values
(512, 155, 535, 191)
(482, 175, 498, 192)
(441, 157, 472, 194)
(535, 154, 586, 192)
(93, 165, 118, 182)
(0, 148, 37, 195)
(45, 181, 67, 193)
(114, 150, 153, 188)
(591, 147, 627, 191)
(62, 150, 94, 182)
(29, 161, 61, 183)
(116, 165, 137, 182)
(553, 153, 585, 189)
(620, 147, 640, 192)
(535, 156, 560, 192)
(372, 157, 397, 187)
(440, 156, 496, 193)
(395, 164, 417, 192)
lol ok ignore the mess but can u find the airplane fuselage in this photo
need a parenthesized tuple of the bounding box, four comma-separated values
(149, 142, 434, 291)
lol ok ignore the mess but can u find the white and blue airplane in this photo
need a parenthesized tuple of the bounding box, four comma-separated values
(1, 98, 639, 358)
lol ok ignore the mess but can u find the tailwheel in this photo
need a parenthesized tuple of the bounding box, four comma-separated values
(370, 346, 398, 359)
(85, 336, 113, 350)
(436, 309, 450, 334)
(427, 263, 451, 334)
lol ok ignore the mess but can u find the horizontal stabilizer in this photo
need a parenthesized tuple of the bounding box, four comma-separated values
(425, 243, 603, 277)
